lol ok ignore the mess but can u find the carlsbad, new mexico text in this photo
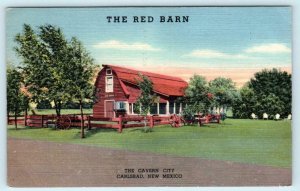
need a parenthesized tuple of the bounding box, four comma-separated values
(116, 168, 183, 179)
(106, 16, 189, 23)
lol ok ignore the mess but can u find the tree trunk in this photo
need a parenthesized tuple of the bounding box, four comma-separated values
(198, 112, 202, 127)
(79, 99, 85, 139)
(14, 107, 18, 130)
(14, 91, 19, 130)
(144, 115, 147, 128)
(57, 101, 61, 116)
(54, 100, 58, 116)
(24, 109, 28, 126)
(54, 100, 61, 116)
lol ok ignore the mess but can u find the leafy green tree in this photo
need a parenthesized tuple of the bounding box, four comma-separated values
(15, 24, 97, 136)
(254, 93, 285, 119)
(36, 100, 52, 109)
(136, 73, 158, 132)
(7, 66, 28, 129)
(63, 37, 96, 138)
(15, 24, 70, 116)
(209, 77, 237, 113)
(232, 84, 257, 118)
(233, 69, 291, 119)
(249, 68, 291, 116)
(185, 75, 213, 115)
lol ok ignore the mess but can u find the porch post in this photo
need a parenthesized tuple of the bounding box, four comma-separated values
(132, 104, 134, 114)
(131, 103, 134, 114)
(125, 102, 129, 115)
(174, 103, 176, 114)
(166, 101, 170, 115)
(157, 103, 159, 115)
(180, 103, 183, 113)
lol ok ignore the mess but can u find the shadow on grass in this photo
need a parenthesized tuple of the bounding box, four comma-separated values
(7, 128, 29, 131)
(7, 126, 44, 131)
(128, 127, 154, 133)
(199, 123, 231, 128)
(74, 128, 118, 138)
(218, 122, 233, 126)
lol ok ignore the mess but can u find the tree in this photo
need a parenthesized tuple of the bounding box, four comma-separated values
(15, 24, 71, 116)
(254, 93, 285, 119)
(185, 75, 213, 115)
(249, 68, 291, 116)
(232, 68, 292, 119)
(136, 73, 158, 132)
(15, 24, 96, 135)
(36, 100, 52, 109)
(232, 84, 257, 118)
(209, 77, 237, 113)
(63, 37, 96, 138)
(7, 66, 28, 129)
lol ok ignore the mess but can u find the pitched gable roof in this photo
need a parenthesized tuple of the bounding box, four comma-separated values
(103, 64, 187, 97)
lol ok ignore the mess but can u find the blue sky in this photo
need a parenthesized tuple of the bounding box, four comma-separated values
(5, 7, 291, 86)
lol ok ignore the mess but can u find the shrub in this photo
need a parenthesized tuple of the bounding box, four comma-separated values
(36, 100, 52, 109)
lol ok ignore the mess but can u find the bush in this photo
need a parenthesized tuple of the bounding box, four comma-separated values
(36, 100, 52, 109)
(254, 94, 285, 118)
(232, 69, 291, 119)
(82, 101, 93, 109)
(60, 101, 93, 109)
(182, 106, 196, 123)
(61, 101, 79, 109)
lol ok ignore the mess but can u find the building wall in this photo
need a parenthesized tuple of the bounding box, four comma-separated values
(93, 68, 128, 117)
(93, 67, 183, 117)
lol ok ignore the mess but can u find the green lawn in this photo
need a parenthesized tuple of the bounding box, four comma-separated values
(7, 119, 291, 168)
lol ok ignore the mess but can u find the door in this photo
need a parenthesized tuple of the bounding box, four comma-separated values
(105, 100, 115, 118)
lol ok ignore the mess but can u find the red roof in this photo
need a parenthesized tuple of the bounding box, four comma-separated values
(103, 65, 187, 97)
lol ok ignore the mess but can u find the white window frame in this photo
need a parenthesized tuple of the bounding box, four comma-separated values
(106, 68, 112, 75)
(105, 76, 114, 93)
(115, 101, 127, 110)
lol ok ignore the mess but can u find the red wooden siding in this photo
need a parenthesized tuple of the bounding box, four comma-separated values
(93, 65, 187, 117)
(93, 69, 127, 118)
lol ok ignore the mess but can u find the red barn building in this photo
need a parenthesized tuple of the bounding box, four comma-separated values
(93, 65, 188, 118)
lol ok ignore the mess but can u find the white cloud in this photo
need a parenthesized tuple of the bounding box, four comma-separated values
(93, 40, 160, 51)
(184, 49, 248, 59)
(245, 43, 291, 54)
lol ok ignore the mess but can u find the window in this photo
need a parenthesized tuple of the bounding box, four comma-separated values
(175, 103, 181, 114)
(106, 69, 112, 75)
(115, 101, 126, 110)
(105, 76, 113, 92)
(150, 104, 158, 115)
(169, 102, 175, 114)
(159, 103, 167, 115)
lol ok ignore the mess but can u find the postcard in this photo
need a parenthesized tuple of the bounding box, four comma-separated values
(6, 7, 292, 187)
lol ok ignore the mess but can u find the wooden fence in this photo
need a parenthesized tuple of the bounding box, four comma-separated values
(8, 114, 91, 128)
(26, 115, 55, 127)
(8, 114, 171, 133)
(86, 115, 170, 133)
(7, 115, 26, 126)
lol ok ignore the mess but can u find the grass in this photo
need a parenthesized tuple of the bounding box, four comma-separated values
(7, 119, 291, 168)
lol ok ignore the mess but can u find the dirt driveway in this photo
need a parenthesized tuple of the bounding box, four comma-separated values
(7, 138, 291, 187)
